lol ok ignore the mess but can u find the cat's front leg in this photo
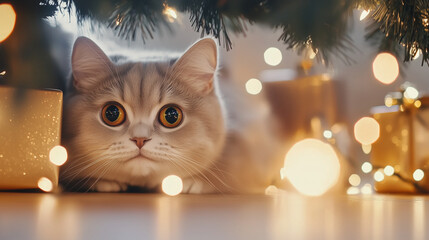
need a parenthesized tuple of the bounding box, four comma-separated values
(92, 180, 128, 192)
(181, 178, 216, 194)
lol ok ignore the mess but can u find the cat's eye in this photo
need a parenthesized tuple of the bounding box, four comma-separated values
(158, 105, 183, 128)
(101, 102, 126, 126)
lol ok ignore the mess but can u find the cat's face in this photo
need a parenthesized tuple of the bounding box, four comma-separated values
(61, 37, 225, 190)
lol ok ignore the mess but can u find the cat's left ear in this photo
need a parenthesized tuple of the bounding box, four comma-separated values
(172, 38, 217, 95)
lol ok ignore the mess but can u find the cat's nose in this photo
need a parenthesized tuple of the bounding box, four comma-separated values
(130, 137, 151, 149)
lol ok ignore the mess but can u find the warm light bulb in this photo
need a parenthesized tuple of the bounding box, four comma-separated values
(383, 165, 394, 176)
(415, 100, 422, 108)
(0, 4, 16, 42)
(372, 52, 399, 85)
(374, 170, 385, 182)
(348, 174, 361, 187)
(264, 47, 282, 66)
(413, 169, 424, 181)
(361, 161, 373, 173)
(162, 175, 183, 196)
(360, 183, 373, 195)
(323, 130, 333, 139)
(38, 177, 53, 192)
(359, 10, 370, 21)
(163, 6, 178, 22)
(361, 144, 372, 154)
(265, 185, 279, 195)
(245, 78, 262, 95)
(49, 145, 68, 166)
(347, 187, 360, 195)
(354, 117, 380, 145)
(284, 138, 340, 196)
(404, 87, 419, 100)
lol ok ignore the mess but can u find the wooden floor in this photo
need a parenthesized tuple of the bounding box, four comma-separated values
(0, 192, 428, 240)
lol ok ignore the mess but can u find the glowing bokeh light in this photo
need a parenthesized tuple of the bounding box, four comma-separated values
(374, 170, 385, 182)
(264, 47, 282, 66)
(359, 10, 370, 21)
(361, 183, 373, 195)
(361, 144, 372, 154)
(354, 117, 380, 145)
(348, 174, 361, 187)
(413, 169, 424, 181)
(0, 4, 16, 42)
(383, 165, 394, 176)
(163, 6, 178, 22)
(347, 187, 360, 195)
(49, 145, 68, 166)
(265, 185, 279, 195)
(415, 100, 422, 108)
(284, 138, 340, 196)
(323, 130, 333, 139)
(372, 52, 399, 85)
(245, 78, 263, 95)
(404, 86, 419, 100)
(162, 175, 183, 196)
(38, 177, 53, 192)
(412, 48, 422, 60)
(361, 161, 373, 174)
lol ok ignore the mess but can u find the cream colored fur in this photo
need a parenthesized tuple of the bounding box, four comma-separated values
(61, 37, 285, 193)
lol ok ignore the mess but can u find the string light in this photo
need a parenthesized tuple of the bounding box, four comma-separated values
(374, 170, 385, 182)
(38, 177, 53, 192)
(359, 10, 370, 21)
(245, 78, 263, 95)
(283, 138, 340, 196)
(361, 144, 372, 154)
(323, 130, 333, 139)
(264, 47, 282, 66)
(347, 187, 360, 195)
(403, 86, 419, 100)
(162, 175, 183, 196)
(0, 70, 5, 76)
(413, 169, 424, 181)
(360, 183, 373, 195)
(414, 100, 422, 108)
(265, 185, 279, 195)
(163, 4, 178, 22)
(0, 4, 16, 42)
(361, 162, 373, 173)
(49, 146, 68, 166)
(383, 165, 394, 176)
(372, 52, 399, 85)
(348, 174, 361, 187)
(354, 117, 380, 145)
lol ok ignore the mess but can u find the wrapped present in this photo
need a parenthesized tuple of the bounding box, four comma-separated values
(371, 83, 429, 193)
(260, 64, 346, 141)
(0, 86, 63, 190)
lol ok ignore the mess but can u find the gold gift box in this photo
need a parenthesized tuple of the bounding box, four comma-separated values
(0, 86, 63, 190)
(371, 105, 429, 193)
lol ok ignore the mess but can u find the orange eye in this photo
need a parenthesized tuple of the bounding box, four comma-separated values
(158, 105, 183, 128)
(101, 102, 126, 126)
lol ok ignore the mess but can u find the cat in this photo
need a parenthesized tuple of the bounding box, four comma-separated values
(60, 36, 286, 193)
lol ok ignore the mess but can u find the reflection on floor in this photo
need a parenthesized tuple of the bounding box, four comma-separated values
(0, 192, 427, 240)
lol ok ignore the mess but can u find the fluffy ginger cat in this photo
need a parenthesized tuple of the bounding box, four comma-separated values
(60, 37, 286, 193)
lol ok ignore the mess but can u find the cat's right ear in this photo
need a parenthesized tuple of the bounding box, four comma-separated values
(71, 37, 112, 92)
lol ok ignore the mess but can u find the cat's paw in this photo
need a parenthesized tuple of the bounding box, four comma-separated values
(182, 178, 215, 194)
(92, 180, 127, 192)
